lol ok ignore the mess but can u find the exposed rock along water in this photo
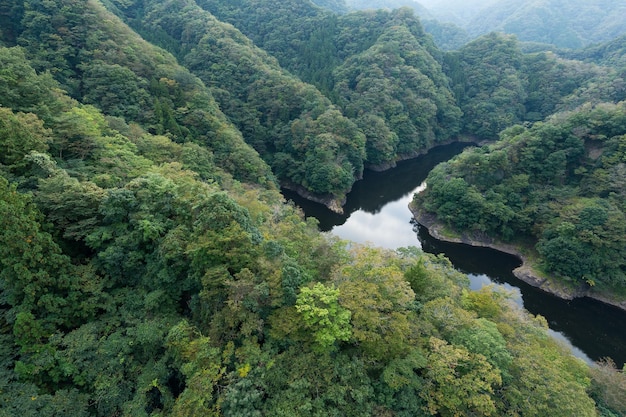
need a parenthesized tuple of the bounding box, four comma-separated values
(409, 205, 626, 312)
(286, 141, 626, 366)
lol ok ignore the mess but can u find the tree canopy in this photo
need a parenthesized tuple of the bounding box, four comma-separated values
(1, 0, 625, 416)
(414, 102, 626, 292)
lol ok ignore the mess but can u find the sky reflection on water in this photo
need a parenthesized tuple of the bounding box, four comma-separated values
(330, 192, 419, 249)
(283, 142, 625, 366)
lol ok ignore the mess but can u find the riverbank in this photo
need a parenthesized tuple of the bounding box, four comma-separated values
(288, 136, 486, 214)
(410, 206, 626, 312)
(367, 135, 486, 172)
(281, 180, 347, 214)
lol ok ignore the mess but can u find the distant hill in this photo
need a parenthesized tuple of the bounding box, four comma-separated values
(345, 0, 433, 18)
(342, 0, 626, 51)
(569, 34, 626, 72)
(332, 0, 472, 50)
(466, 0, 626, 49)
(418, 0, 499, 25)
(311, 0, 349, 13)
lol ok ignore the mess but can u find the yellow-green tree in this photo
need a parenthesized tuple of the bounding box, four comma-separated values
(295, 282, 352, 352)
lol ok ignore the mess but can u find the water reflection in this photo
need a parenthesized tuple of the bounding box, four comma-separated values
(282, 141, 473, 232)
(330, 194, 420, 248)
(418, 220, 624, 366)
(283, 142, 626, 367)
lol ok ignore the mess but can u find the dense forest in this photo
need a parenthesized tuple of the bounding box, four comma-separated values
(313, 0, 626, 51)
(1, 0, 626, 416)
(463, 0, 626, 49)
(412, 103, 626, 294)
(411, 8, 626, 300)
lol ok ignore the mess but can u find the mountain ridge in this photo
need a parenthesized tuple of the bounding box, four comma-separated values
(1, 1, 626, 416)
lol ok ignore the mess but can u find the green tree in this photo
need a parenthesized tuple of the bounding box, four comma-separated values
(423, 337, 501, 417)
(0, 46, 58, 119)
(0, 108, 50, 175)
(295, 282, 352, 352)
(334, 246, 417, 361)
(0, 178, 100, 328)
(166, 320, 225, 417)
(452, 33, 526, 138)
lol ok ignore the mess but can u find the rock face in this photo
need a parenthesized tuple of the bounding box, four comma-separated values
(410, 205, 626, 311)
(281, 181, 347, 214)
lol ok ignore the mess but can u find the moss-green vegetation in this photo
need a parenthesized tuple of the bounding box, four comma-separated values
(186, 1, 463, 168)
(414, 102, 626, 295)
(465, 0, 626, 49)
(445, 32, 625, 138)
(1, 0, 625, 415)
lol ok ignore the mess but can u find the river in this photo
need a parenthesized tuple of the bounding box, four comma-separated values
(282, 142, 626, 367)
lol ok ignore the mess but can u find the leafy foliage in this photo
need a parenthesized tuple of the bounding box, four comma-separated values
(333, 20, 462, 165)
(414, 102, 626, 291)
(6, 0, 274, 186)
(0, 1, 623, 416)
(465, 0, 626, 49)
(113, 0, 366, 202)
(191, 1, 462, 169)
(295, 282, 351, 352)
(446, 32, 625, 138)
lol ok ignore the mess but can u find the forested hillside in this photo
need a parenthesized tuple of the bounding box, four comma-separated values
(105, 0, 369, 210)
(3, 0, 273, 185)
(413, 102, 626, 296)
(195, 0, 463, 168)
(340, 0, 626, 51)
(187, 0, 626, 141)
(412, 29, 626, 299)
(465, 0, 626, 49)
(569, 34, 626, 75)
(446, 32, 626, 137)
(1, 0, 626, 416)
(103, 0, 467, 204)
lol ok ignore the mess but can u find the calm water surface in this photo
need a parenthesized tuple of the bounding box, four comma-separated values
(283, 142, 626, 367)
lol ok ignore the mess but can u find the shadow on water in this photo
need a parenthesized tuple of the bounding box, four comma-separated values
(417, 222, 626, 366)
(282, 141, 474, 231)
(283, 141, 626, 367)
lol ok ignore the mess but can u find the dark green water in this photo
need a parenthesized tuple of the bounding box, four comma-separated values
(283, 142, 626, 367)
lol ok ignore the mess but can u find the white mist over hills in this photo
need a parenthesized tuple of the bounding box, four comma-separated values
(345, 0, 433, 17)
(410, 0, 499, 23)
(345, 0, 497, 24)
(341, 0, 626, 49)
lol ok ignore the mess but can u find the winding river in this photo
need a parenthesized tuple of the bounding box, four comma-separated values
(283, 142, 626, 367)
